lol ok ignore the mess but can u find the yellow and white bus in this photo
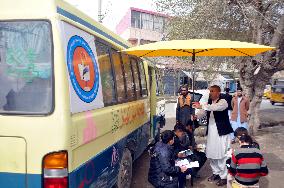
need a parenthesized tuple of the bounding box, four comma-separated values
(0, 0, 165, 187)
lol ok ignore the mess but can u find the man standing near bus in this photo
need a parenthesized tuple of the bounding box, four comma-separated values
(176, 85, 193, 126)
(193, 85, 233, 186)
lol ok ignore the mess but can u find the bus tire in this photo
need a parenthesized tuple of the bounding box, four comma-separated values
(116, 148, 132, 188)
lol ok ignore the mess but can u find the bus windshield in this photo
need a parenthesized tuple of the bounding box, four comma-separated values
(0, 21, 53, 115)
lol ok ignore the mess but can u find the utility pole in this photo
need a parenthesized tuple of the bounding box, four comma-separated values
(98, 0, 103, 23)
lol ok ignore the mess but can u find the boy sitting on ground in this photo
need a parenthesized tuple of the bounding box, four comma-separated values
(183, 120, 207, 178)
(173, 124, 193, 188)
(228, 134, 268, 188)
(227, 127, 261, 187)
(148, 130, 188, 188)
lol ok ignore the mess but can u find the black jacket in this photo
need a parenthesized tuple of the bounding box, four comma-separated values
(172, 135, 186, 157)
(148, 142, 180, 188)
(206, 96, 233, 136)
(183, 130, 196, 149)
(222, 93, 233, 110)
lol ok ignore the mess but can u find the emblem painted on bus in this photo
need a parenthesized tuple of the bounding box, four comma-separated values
(67, 35, 99, 103)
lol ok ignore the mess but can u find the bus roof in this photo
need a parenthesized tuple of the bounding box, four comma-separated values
(1, 0, 131, 49)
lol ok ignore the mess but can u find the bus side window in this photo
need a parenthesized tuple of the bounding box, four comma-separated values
(95, 41, 117, 105)
(155, 70, 163, 96)
(111, 49, 127, 103)
(121, 54, 136, 101)
(130, 58, 142, 98)
(138, 61, 148, 97)
(148, 66, 153, 94)
(156, 73, 159, 96)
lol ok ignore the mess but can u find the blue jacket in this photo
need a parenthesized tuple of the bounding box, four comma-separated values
(148, 142, 180, 188)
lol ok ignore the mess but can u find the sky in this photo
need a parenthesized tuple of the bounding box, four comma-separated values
(66, 0, 156, 32)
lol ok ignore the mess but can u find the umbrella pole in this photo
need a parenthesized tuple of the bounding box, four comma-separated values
(192, 49, 197, 129)
(192, 50, 196, 101)
(192, 50, 196, 125)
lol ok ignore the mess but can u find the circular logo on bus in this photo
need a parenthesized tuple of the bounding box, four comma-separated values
(67, 35, 99, 103)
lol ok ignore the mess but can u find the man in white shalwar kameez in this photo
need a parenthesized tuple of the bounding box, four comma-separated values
(193, 85, 233, 186)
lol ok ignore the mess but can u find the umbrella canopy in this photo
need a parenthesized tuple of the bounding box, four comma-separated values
(122, 39, 275, 102)
(122, 39, 275, 57)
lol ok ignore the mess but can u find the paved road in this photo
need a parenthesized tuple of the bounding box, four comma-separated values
(260, 98, 284, 110)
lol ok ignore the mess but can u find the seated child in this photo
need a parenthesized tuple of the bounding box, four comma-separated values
(148, 130, 188, 188)
(172, 124, 193, 188)
(173, 124, 187, 157)
(227, 127, 260, 187)
(228, 134, 268, 187)
(183, 120, 207, 178)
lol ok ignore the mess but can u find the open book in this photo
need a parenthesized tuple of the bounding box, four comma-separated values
(175, 159, 199, 168)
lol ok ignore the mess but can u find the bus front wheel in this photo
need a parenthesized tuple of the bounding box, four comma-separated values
(116, 148, 132, 188)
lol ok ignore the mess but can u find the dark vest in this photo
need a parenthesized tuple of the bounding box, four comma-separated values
(206, 96, 233, 136)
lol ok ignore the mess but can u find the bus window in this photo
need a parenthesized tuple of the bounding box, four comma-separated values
(148, 66, 153, 93)
(111, 49, 126, 102)
(273, 78, 284, 86)
(95, 41, 116, 105)
(156, 73, 160, 96)
(0, 21, 53, 114)
(273, 87, 284, 93)
(130, 58, 141, 98)
(138, 60, 148, 97)
(121, 54, 135, 100)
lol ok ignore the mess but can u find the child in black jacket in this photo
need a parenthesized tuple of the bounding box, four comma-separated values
(148, 130, 188, 188)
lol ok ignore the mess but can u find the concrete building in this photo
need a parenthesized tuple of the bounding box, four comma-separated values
(115, 7, 168, 46)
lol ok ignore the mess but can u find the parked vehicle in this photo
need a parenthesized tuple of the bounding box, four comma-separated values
(263, 85, 272, 98)
(270, 85, 284, 105)
(0, 1, 164, 187)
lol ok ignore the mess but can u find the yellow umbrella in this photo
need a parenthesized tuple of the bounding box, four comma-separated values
(122, 39, 275, 57)
(122, 39, 275, 101)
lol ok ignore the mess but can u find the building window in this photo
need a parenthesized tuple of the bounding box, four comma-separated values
(141, 13, 153, 30)
(153, 16, 164, 32)
(95, 41, 116, 105)
(131, 10, 141, 28)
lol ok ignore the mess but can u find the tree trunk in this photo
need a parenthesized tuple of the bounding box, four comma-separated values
(239, 10, 284, 135)
(247, 80, 267, 135)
